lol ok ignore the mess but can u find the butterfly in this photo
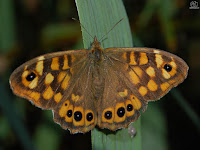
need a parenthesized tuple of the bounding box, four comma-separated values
(9, 35, 188, 134)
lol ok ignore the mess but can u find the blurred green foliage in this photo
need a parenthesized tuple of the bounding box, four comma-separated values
(0, 0, 199, 150)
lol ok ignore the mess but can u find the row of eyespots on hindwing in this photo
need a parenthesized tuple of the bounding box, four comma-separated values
(101, 95, 142, 124)
(58, 100, 95, 127)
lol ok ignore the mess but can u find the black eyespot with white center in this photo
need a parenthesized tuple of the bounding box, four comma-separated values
(117, 107, 125, 117)
(26, 72, 36, 81)
(127, 104, 133, 112)
(74, 111, 82, 121)
(86, 112, 93, 121)
(67, 110, 72, 117)
(164, 64, 172, 72)
(104, 111, 112, 120)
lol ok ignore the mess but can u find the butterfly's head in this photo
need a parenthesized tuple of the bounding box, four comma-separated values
(91, 36, 102, 49)
(90, 36, 103, 54)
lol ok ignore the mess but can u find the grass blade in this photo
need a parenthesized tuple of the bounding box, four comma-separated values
(75, 0, 141, 149)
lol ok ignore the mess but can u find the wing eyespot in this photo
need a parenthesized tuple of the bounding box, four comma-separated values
(21, 70, 38, 89)
(127, 104, 133, 112)
(164, 64, 172, 72)
(74, 111, 82, 121)
(117, 107, 125, 117)
(67, 110, 72, 117)
(26, 72, 36, 81)
(104, 111, 112, 120)
(86, 112, 93, 121)
(126, 100, 135, 117)
(85, 110, 95, 126)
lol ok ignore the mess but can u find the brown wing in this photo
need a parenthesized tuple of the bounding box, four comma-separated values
(9, 49, 97, 133)
(53, 60, 98, 134)
(106, 47, 188, 101)
(97, 59, 145, 130)
(96, 47, 188, 131)
(10, 50, 88, 109)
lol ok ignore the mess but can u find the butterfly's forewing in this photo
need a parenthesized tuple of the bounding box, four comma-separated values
(106, 47, 188, 101)
(96, 47, 188, 130)
(10, 50, 86, 109)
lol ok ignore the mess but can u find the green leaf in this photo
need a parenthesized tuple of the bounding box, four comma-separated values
(34, 124, 60, 150)
(142, 102, 168, 150)
(75, 0, 132, 48)
(0, 81, 36, 150)
(0, 0, 16, 52)
(75, 0, 141, 149)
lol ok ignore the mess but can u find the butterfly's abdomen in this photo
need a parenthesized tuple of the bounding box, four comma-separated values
(92, 68, 105, 100)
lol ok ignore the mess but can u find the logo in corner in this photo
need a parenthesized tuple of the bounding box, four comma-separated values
(189, 1, 199, 9)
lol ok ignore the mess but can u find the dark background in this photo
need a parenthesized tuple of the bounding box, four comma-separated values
(0, 0, 199, 150)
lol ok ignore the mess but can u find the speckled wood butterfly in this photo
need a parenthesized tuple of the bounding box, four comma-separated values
(9, 35, 188, 134)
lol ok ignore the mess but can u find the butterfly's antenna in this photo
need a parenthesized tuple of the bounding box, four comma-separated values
(99, 18, 125, 42)
(72, 18, 94, 40)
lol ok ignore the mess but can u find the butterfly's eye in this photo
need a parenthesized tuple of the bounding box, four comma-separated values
(74, 111, 82, 121)
(104, 111, 112, 120)
(26, 72, 36, 81)
(117, 107, 125, 117)
(163, 64, 172, 72)
(127, 104, 133, 112)
(86, 112, 93, 121)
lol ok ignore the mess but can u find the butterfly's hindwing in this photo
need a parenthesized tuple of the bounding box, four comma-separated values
(53, 60, 98, 133)
(96, 60, 145, 130)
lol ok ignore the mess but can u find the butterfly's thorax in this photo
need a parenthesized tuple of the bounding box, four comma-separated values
(90, 37, 104, 64)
